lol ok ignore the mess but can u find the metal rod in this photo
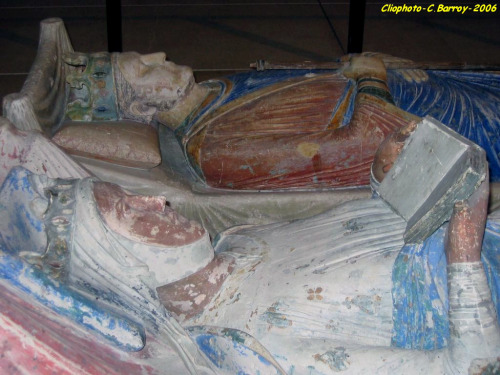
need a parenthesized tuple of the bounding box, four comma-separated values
(317, 0, 345, 54)
(250, 60, 500, 71)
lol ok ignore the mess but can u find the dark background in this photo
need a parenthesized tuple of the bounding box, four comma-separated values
(0, 0, 498, 101)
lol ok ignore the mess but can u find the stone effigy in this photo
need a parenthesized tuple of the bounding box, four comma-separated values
(159, 118, 500, 373)
(58, 46, 500, 193)
(4, 19, 500, 190)
(58, 44, 417, 191)
(2, 16, 500, 375)
(0, 117, 499, 373)
(0, 164, 279, 374)
(3, 18, 500, 235)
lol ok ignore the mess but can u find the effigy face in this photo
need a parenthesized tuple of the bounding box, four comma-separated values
(92, 181, 215, 286)
(64, 51, 201, 123)
(116, 52, 195, 111)
(94, 181, 204, 247)
(115, 51, 205, 125)
(1, 171, 213, 287)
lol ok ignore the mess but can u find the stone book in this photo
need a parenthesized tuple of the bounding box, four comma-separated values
(379, 116, 487, 243)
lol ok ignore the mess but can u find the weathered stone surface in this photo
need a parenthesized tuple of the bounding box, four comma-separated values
(379, 116, 486, 243)
(2, 16, 500, 375)
(53, 120, 161, 168)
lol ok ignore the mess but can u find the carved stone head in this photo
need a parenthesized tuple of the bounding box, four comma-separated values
(64, 51, 207, 125)
(114, 52, 200, 124)
(0, 167, 213, 287)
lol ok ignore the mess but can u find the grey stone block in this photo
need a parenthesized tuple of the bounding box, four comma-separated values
(378, 116, 487, 243)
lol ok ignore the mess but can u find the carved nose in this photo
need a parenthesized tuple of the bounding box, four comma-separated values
(139, 52, 167, 66)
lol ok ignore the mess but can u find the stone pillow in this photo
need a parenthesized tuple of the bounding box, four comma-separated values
(52, 121, 161, 168)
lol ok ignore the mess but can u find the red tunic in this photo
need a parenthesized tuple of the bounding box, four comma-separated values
(188, 73, 416, 190)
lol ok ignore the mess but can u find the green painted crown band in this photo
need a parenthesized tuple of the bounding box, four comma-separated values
(64, 52, 119, 121)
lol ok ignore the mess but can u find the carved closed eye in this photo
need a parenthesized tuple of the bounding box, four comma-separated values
(95, 106, 108, 113)
(74, 65, 86, 73)
(63, 52, 89, 73)
(93, 71, 107, 78)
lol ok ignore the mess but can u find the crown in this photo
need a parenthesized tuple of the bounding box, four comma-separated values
(64, 52, 119, 121)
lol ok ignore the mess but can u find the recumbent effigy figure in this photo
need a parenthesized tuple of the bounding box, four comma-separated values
(5, 18, 500, 238)
(1, 116, 499, 374)
(59, 51, 417, 189)
(57, 45, 500, 191)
